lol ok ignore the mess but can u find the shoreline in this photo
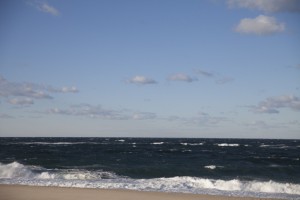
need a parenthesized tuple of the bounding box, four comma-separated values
(0, 184, 284, 200)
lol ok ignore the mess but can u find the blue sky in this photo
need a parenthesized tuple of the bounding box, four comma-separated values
(0, 0, 300, 138)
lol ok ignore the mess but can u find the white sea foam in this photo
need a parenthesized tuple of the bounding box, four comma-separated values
(217, 143, 239, 147)
(204, 165, 217, 170)
(189, 143, 204, 146)
(0, 162, 35, 179)
(180, 143, 204, 146)
(0, 162, 118, 180)
(152, 142, 164, 145)
(259, 144, 293, 149)
(1, 162, 300, 199)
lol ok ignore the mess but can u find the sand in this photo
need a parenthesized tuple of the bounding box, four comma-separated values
(0, 185, 282, 200)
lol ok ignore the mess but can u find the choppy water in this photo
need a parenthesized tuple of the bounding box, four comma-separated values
(0, 137, 299, 199)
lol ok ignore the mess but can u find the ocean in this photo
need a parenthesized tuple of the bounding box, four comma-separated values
(0, 137, 299, 199)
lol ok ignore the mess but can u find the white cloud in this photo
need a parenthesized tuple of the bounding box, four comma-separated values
(128, 75, 157, 85)
(0, 75, 78, 106)
(31, 1, 60, 16)
(235, 15, 285, 35)
(8, 98, 34, 106)
(41, 3, 59, 16)
(168, 73, 197, 82)
(227, 0, 300, 13)
(0, 76, 53, 100)
(251, 95, 300, 114)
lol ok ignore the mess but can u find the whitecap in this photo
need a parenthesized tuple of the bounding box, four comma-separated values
(217, 143, 239, 147)
(204, 165, 216, 170)
(0, 162, 118, 180)
(152, 142, 164, 145)
(180, 143, 203, 146)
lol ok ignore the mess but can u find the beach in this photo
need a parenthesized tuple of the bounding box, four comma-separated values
(0, 185, 282, 200)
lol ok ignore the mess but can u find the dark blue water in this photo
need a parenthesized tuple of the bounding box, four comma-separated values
(0, 138, 300, 199)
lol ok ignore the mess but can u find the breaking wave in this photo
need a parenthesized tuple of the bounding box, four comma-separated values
(180, 143, 204, 146)
(1, 162, 300, 199)
(151, 142, 164, 145)
(0, 162, 118, 180)
(216, 143, 240, 147)
(204, 165, 217, 170)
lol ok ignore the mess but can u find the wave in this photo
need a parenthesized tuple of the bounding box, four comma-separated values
(0, 162, 118, 180)
(151, 142, 164, 145)
(180, 143, 204, 146)
(259, 144, 295, 149)
(1, 162, 300, 199)
(204, 165, 217, 170)
(115, 139, 125, 142)
(216, 143, 239, 147)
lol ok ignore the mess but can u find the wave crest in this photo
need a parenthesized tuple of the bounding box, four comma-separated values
(0, 162, 118, 180)
(1, 162, 300, 199)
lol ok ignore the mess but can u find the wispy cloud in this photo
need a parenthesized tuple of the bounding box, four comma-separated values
(8, 97, 34, 106)
(168, 112, 227, 127)
(250, 95, 300, 114)
(127, 75, 157, 85)
(216, 77, 235, 84)
(244, 120, 283, 130)
(227, 0, 300, 13)
(194, 69, 234, 85)
(0, 75, 78, 106)
(168, 73, 197, 83)
(47, 86, 79, 93)
(196, 69, 215, 77)
(48, 104, 127, 120)
(29, 1, 60, 16)
(0, 113, 14, 119)
(292, 64, 300, 70)
(0, 76, 53, 100)
(235, 15, 285, 35)
(289, 120, 300, 126)
(46, 104, 157, 120)
(132, 112, 157, 120)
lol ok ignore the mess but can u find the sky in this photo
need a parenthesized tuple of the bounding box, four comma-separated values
(0, 0, 300, 138)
